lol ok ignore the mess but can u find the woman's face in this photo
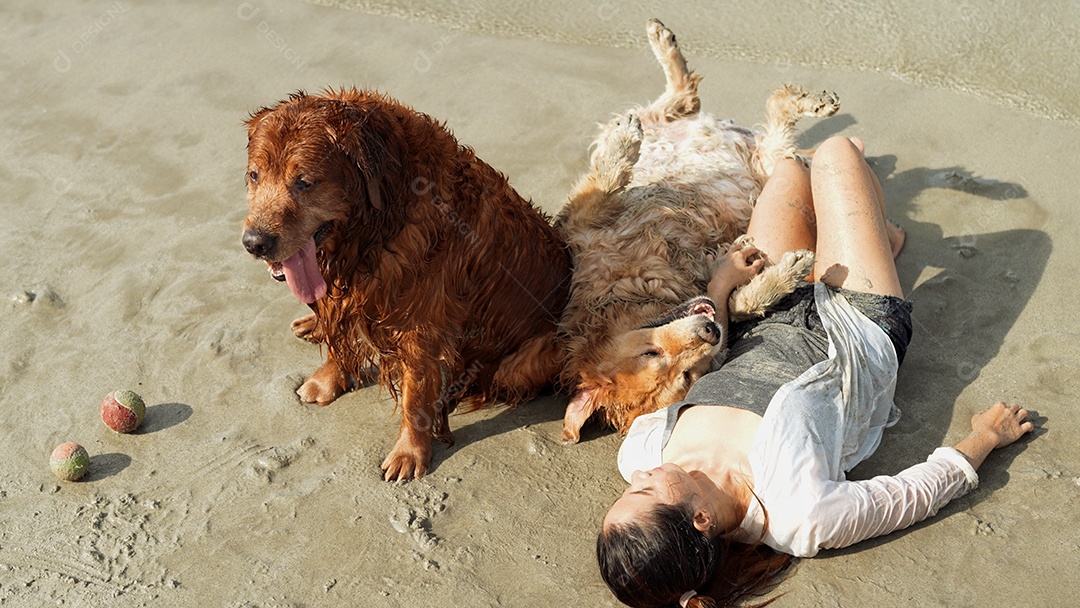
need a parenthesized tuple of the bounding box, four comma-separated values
(603, 463, 702, 529)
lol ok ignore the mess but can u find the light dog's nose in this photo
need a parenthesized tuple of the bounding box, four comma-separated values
(242, 229, 277, 258)
(696, 321, 720, 345)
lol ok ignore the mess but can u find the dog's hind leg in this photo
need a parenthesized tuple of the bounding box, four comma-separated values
(492, 331, 563, 401)
(754, 84, 840, 177)
(644, 19, 702, 121)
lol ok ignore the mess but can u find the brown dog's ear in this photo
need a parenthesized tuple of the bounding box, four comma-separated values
(364, 166, 384, 211)
(326, 100, 406, 213)
(561, 387, 600, 445)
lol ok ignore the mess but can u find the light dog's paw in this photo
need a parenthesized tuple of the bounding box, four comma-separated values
(611, 112, 642, 138)
(594, 112, 643, 172)
(611, 112, 643, 152)
(730, 234, 755, 251)
(728, 249, 815, 321)
(772, 84, 840, 120)
(778, 249, 815, 278)
(807, 89, 838, 117)
(647, 18, 677, 51)
(799, 88, 840, 118)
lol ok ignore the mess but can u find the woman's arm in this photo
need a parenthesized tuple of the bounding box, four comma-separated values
(952, 402, 1034, 470)
(707, 247, 763, 345)
(800, 402, 1035, 556)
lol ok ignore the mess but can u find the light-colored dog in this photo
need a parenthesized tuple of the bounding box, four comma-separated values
(556, 19, 838, 444)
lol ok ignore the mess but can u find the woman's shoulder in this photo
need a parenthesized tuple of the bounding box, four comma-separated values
(616, 407, 672, 482)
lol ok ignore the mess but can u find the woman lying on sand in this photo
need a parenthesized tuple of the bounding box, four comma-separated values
(597, 136, 1034, 608)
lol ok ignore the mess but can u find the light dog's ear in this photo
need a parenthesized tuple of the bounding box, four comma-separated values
(560, 387, 600, 445)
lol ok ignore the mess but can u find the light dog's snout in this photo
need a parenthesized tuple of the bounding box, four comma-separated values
(696, 320, 721, 345)
(242, 229, 277, 258)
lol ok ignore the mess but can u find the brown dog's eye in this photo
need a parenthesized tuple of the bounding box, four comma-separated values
(247, 170, 259, 185)
(641, 349, 662, 359)
(295, 177, 314, 191)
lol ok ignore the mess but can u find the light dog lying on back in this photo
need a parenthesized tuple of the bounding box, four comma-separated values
(556, 19, 838, 443)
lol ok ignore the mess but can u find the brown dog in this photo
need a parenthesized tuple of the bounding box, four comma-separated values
(242, 89, 571, 480)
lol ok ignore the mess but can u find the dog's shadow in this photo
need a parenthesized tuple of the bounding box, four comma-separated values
(428, 391, 570, 474)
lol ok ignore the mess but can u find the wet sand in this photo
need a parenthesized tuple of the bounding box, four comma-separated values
(1, 1, 1076, 606)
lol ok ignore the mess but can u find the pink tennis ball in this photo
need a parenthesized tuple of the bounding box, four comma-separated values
(100, 389, 146, 433)
(50, 442, 90, 481)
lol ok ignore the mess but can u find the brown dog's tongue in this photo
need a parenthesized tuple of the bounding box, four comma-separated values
(281, 237, 327, 303)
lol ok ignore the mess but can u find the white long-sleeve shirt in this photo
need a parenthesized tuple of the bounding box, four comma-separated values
(618, 282, 978, 557)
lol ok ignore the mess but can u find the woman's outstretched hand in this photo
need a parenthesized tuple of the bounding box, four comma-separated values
(953, 402, 1035, 470)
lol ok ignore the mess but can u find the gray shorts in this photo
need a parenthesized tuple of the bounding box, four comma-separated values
(828, 285, 914, 365)
(682, 282, 913, 415)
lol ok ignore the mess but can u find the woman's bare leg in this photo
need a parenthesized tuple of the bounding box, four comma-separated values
(850, 137, 906, 258)
(811, 136, 903, 298)
(745, 158, 816, 264)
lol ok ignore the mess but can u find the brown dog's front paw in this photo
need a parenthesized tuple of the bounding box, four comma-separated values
(380, 435, 432, 481)
(560, 426, 582, 445)
(291, 313, 323, 343)
(296, 359, 347, 405)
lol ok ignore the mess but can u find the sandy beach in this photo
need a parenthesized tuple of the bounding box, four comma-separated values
(2, 1, 1077, 606)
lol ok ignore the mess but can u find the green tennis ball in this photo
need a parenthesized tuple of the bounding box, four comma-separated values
(100, 389, 146, 433)
(50, 442, 90, 481)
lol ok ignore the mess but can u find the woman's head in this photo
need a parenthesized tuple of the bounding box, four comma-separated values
(599, 501, 722, 607)
(598, 465, 792, 608)
(599, 465, 722, 608)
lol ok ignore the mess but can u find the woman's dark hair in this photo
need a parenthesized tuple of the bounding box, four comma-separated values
(597, 502, 792, 608)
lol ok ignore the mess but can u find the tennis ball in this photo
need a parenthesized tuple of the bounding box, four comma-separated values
(100, 389, 145, 433)
(50, 442, 90, 481)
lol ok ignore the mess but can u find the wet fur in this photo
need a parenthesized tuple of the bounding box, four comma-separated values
(244, 89, 571, 480)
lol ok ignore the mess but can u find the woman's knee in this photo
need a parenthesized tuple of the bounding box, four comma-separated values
(813, 136, 863, 169)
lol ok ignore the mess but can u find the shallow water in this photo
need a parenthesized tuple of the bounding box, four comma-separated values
(313, 0, 1080, 125)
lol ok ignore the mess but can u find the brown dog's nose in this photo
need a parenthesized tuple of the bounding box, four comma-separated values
(242, 229, 277, 258)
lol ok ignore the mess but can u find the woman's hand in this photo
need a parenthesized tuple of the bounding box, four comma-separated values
(970, 402, 1034, 449)
(708, 246, 765, 299)
(953, 402, 1034, 470)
